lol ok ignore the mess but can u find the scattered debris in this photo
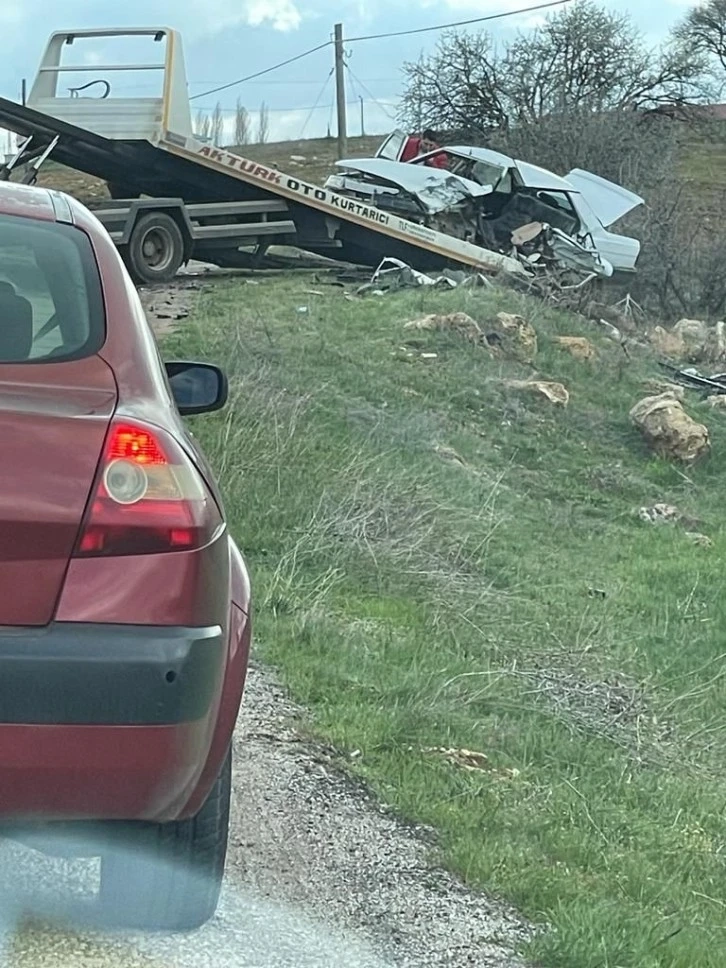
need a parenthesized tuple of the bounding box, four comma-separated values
(637, 503, 702, 530)
(358, 257, 493, 295)
(595, 317, 627, 349)
(488, 311, 538, 363)
(659, 361, 726, 396)
(444, 268, 494, 288)
(586, 299, 637, 334)
(553, 335, 596, 361)
(418, 747, 520, 780)
(686, 532, 714, 548)
(505, 379, 569, 406)
(707, 394, 726, 409)
(629, 391, 710, 463)
(138, 280, 200, 336)
(638, 504, 682, 525)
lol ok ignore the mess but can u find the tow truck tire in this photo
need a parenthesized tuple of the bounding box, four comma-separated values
(126, 211, 185, 285)
(99, 748, 232, 932)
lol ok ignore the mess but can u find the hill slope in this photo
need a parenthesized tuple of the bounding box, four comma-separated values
(166, 271, 726, 968)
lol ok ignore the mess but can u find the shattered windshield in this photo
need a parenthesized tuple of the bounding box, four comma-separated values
(431, 154, 510, 190)
(470, 161, 509, 190)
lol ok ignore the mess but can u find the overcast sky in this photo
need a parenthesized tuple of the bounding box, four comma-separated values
(0, 0, 701, 145)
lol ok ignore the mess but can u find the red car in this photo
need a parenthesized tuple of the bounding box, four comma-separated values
(0, 180, 251, 931)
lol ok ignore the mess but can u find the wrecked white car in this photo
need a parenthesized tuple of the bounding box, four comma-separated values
(325, 134, 644, 279)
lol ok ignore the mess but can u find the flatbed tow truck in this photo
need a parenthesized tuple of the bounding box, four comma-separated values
(0, 27, 526, 284)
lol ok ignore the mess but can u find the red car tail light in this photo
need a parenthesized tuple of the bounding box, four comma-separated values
(75, 420, 223, 557)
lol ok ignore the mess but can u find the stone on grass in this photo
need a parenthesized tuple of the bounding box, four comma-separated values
(630, 391, 710, 464)
(487, 312, 537, 363)
(404, 312, 485, 346)
(505, 379, 569, 407)
(553, 335, 596, 361)
(686, 532, 713, 548)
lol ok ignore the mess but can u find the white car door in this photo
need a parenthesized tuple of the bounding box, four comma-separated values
(375, 130, 409, 161)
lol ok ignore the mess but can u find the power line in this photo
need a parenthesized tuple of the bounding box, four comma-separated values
(190, 41, 332, 101)
(344, 63, 396, 121)
(300, 68, 335, 138)
(189, 0, 574, 102)
(98, 76, 399, 101)
(231, 76, 400, 86)
(345, 0, 574, 42)
(191, 93, 391, 116)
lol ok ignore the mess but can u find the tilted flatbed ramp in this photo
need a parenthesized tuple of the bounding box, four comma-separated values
(0, 28, 526, 277)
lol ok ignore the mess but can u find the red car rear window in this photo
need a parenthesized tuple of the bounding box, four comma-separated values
(0, 214, 104, 363)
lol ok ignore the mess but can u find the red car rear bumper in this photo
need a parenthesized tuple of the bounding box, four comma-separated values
(0, 622, 234, 822)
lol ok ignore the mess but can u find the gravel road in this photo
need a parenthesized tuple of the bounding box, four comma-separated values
(0, 662, 531, 968)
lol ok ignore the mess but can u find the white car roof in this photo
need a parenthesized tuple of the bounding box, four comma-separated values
(434, 146, 576, 192)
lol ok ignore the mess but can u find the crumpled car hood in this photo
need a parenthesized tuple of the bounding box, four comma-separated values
(334, 158, 492, 213)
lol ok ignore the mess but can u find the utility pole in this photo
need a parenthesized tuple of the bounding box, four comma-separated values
(359, 96, 365, 137)
(334, 23, 347, 159)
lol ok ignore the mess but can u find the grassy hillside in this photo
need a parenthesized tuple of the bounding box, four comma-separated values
(165, 273, 726, 967)
(678, 119, 726, 208)
(228, 135, 384, 185)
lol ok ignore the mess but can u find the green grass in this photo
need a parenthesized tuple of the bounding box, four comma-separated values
(679, 120, 726, 202)
(166, 274, 726, 967)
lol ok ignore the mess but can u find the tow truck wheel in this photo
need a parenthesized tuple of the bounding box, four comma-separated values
(99, 748, 232, 932)
(126, 212, 185, 285)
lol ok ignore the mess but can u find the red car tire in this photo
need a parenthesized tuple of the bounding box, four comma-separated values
(99, 746, 232, 931)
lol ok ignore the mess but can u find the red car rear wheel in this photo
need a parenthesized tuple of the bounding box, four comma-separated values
(99, 747, 232, 932)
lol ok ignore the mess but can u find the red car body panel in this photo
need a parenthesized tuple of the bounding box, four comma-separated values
(0, 182, 251, 825)
(56, 536, 231, 627)
(0, 357, 117, 625)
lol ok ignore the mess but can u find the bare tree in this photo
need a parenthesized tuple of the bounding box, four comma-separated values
(194, 109, 211, 141)
(210, 102, 225, 146)
(400, 0, 710, 138)
(258, 102, 270, 144)
(234, 98, 250, 146)
(675, 0, 726, 73)
(400, 31, 508, 137)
